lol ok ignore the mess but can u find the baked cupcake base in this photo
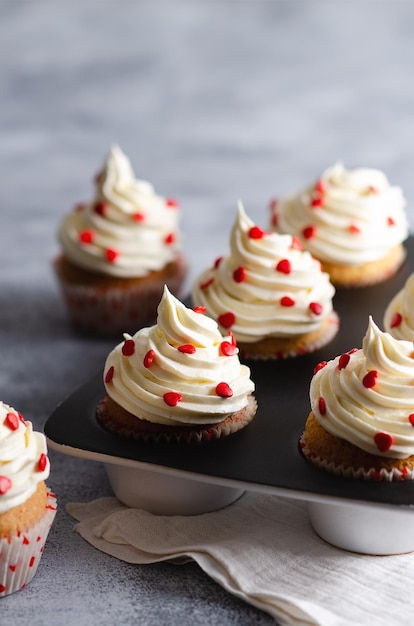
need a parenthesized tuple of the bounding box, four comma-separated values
(300, 411, 414, 481)
(96, 394, 257, 443)
(0, 484, 57, 597)
(320, 243, 406, 288)
(53, 254, 187, 337)
(238, 311, 339, 360)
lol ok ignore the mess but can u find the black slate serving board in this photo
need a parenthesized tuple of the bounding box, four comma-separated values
(45, 238, 414, 507)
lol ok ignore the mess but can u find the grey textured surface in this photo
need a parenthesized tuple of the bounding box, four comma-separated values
(2, 1, 414, 623)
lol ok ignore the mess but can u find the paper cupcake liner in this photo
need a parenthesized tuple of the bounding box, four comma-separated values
(97, 396, 257, 444)
(0, 490, 57, 597)
(299, 434, 414, 482)
(324, 245, 407, 289)
(239, 311, 340, 361)
(54, 257, 187, 337)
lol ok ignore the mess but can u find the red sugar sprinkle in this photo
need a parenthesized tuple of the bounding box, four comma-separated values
(302, 225, 316, 240)
(348, 348, 358, 354)
(200, 277, 214, 290)
(143, 350, 155, 368)
(220, 341, 238, 357)
(271, 213, 279, 228)
(387, 217, 395, 227)
(165, 233, 175, 245)
(338, 353, 351, 370)
(276, 259, 291, 274)
(178, 344, 196, 354)
(5, 413, 19, 431)
(233, 266, 246, 283)
(374, 432, 393, 453)
(314, 361, 327, 374)
(193, 306, 206, 314)
(291, 236, 303, 251)
(390, 312, 403, 328)
(349, 224, 360, 234)
(228, 331, 237, 346)
(409, 414, 414, 427)
(29, 556, 35, 568)
(79, 230, 94, 244)
(0, 476, 11, 495)
(0, 585, 5, 593)
(311, 197, 323, 208)
(38, 453, 48, 472)
(318, 397, 326, 415)
(362, 370, 378, 388)
(218, 312, 236, 328)
(309, 302, 323, 316)
(9, 565, 16, 572)
(269, 198, 278, 210)
(315, 179, 326, 194)
(163, 392, 182, 407)
(214, 256, 224, 269)
(280, 296, 295, 307)
(216, 382, 233, 398)
(106, 248, 119, 263)
(122, 339, 135, 357)
(166, 198, 179, 207)
(249, 225, 265, 239)
(94, 202, 106, 216)
(133, 212, 144, 222)
(105, 365, 114, 383)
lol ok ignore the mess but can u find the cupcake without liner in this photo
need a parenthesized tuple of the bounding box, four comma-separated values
(0, 402, 57, 597)
(54, 146, 187, 337)
(192, 202, 339, 360)
(97, 286, 257, 443)
(300, 317, 414, 481)
(383, 272, 414, 341)
(270, 163, 408, 287)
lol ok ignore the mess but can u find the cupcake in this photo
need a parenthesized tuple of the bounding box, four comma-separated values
(270, 163, 408, 287)
(192, 202, 339, 359)
(54, 146, 187, 336)
(384, 272, 414, 341)
(97, 285, 257, 443)
(0, 402, 57, 596)
(300, 317, 414, 481)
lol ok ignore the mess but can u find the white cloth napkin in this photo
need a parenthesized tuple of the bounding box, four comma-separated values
(66, 492, 414, 626)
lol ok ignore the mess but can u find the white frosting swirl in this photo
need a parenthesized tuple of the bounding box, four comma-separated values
(273, 163, 408, 265)
(0, 402, 50, 514)
(192, 202, 336, 343)
(310, 317, 414, 458)
(103, 286, 255, 425)
(58, 146, 182, 277)
(384, 273, 414, 341)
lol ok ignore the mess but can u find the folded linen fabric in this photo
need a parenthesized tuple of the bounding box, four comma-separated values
(66, 492, 413, 626)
